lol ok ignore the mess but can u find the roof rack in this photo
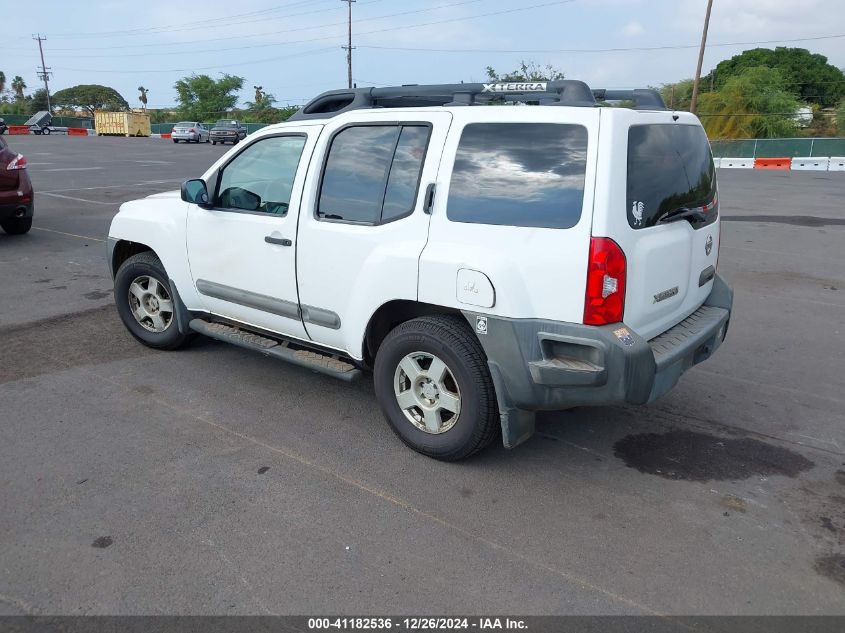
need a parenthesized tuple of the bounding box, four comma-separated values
(288, 81, 667, 120)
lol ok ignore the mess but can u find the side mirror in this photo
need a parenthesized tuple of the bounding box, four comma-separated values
(181, 179, 211, 207)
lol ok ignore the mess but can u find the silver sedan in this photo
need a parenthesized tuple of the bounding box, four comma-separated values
(171, 122, 210, 143)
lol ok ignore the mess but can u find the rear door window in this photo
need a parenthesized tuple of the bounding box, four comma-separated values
(446, 123, 588, 229)
(318, 124, 431, 224)
(627, 124, 717, 230)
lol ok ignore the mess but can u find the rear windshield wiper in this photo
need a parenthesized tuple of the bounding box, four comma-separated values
(658, 206, 707, 224)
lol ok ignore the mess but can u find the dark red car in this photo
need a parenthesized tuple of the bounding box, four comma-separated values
(0, 136, 33, 234)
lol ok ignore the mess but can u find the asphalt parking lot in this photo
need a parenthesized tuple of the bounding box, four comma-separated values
(0, 134, 843, 615)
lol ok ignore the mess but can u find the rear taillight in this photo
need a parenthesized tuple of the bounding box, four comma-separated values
(189, 128, 196, 133)
(6, 154, 27, 170)
(583, 236, 627, 326)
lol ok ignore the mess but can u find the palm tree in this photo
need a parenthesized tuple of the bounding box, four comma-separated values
(11, 76, 26, 101)
(0, 71, 6, 96)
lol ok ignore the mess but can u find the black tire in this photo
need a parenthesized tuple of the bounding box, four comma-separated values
(374, 314, 499, 461)
(42, 127, 51, 135)
(1, 217, 32, 235)
(173, 139, 178, 143)
(212, 140, 216, 145)
(114, 251, 191, 350)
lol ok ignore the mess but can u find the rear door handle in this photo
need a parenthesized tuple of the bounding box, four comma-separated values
(265, 235, 292, 246)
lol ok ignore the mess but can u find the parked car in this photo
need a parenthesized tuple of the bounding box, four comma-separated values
(107, 81, 733, 460)
(0, 118, 8, 135)
(171, 122, 209, 143)
(210, 120, 247, 145)
(0, 136, 34, 234)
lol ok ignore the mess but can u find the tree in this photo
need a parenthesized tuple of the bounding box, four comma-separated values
(174, 73, 243, 121)
(51, 84, 129, 116)
(11, 76, 26, 101)
(29, 89, 50, 114)
(837, 101, 845, 136)
(659, 78, 695, 111)
(485, 60, 565, 82)
(698, 66, 801, 139)
(704, 47, 845, 107)
(0, 71, 6, 98)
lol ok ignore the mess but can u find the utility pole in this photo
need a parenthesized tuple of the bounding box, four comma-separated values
(33, 34, 52, 112)
(689, 0, 714, 115)
(341, 0, 356, 89)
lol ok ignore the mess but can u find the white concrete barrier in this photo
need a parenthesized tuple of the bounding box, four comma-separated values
(719, 158, 754, 169)
(828, 157, 845, 171)
(791, 157, 829, 170)
(712, 157, 721, 168)
(150, 133, 162, 138)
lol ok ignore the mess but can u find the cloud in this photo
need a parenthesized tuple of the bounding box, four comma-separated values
(622, 21, 645, 37)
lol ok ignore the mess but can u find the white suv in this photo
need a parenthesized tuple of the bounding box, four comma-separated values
(108, 81, 733, 460)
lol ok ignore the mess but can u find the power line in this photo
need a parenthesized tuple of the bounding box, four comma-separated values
(43, 0, 484, 55)
(353, 32, 845, 54)
(29, 0, 331, 39)
(54, 46, 339, 74)
(45, 0, 573, 74)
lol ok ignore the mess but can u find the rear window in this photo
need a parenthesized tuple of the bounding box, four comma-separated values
(175, 122, 194, 127)
(627, 124, 717, 230)
(447, 123, 588, 229)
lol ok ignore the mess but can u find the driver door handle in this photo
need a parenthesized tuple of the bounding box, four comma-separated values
(265, 236, 292, 246)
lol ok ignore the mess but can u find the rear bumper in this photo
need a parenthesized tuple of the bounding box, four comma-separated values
(172, 133, 199, 140)
(0, 175, 34, 219)
(465, 274, 733, 448)
(0, 200, 33, 220)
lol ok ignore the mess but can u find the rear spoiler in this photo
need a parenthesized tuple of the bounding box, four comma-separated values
(592, 89, 667, 111)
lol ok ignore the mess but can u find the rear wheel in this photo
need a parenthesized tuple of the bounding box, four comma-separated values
(374, 315, 499, 461)
(173, 139, 178, 143)
(114, 252, 191, 350)
(42, 127, 51, 135)
(1, 217, 32, 235)
(212, 141, 216, 145)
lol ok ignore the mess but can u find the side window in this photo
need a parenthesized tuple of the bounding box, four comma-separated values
(318, 124, 430, 224)
(215, 135, 306, 215)
(447, 123, 588, 229)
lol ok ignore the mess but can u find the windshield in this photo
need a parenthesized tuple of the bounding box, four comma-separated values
(215, 121, 238, 128)
(627, 123, 717, 230)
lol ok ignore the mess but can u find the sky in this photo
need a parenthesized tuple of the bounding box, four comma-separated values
(4, 0, 845, 111)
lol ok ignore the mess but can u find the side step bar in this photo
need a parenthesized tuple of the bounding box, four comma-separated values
(189, 319, 363, 383)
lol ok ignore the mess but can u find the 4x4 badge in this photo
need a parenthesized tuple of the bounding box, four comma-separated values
(705, 235, 713, 256)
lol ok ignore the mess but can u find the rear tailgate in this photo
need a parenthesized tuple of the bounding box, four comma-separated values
(592, 109, 720, 340)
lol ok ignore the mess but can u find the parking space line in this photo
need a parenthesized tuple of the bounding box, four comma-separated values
(41, 179, 182, 194)
(41, 167, 104, 172)
(31, 227, 105, 242)
(40, 192, 116, 206)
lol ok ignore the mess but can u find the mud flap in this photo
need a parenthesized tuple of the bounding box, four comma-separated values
(488, 361, 536, 448)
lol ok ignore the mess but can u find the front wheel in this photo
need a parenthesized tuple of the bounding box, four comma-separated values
(114, 252, 191, 350)
(374, 315, 499, 461)
(42, 128, 51, 135)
